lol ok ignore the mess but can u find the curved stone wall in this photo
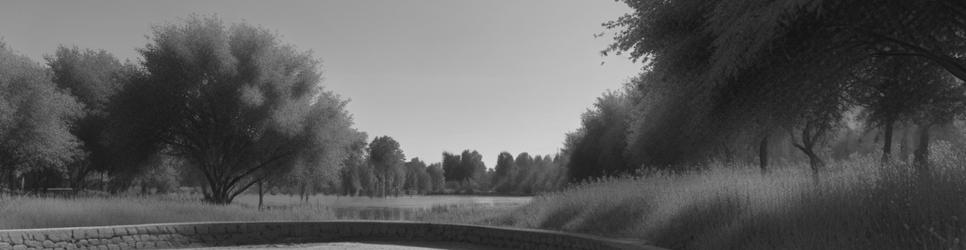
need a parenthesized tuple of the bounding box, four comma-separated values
(0, 221, 662, 250)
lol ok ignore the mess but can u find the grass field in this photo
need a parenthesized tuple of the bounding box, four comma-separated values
(0, 194, 528, 229)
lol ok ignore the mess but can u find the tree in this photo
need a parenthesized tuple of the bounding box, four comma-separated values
(602, 0, 966, 181)
(904, 72, 966, 172)
(492, 152, 516, 193)
(603, 0, 862, 173)
(115, 16, 351, 204)
(403, 158, 430, 194)
(442, 152, 462, 182)
(512, 153, 533, 191)
(452, 150, 486, 192)
(131, 153, 182, 194)
(339, 133, 370, 196)
(567, 90, 634, 182)
(607, 0, 966, 83)
(426, 163, 445, 193)
(0, 43, 83, 191)
(277, 92, 363, 202)
(789, 82, 849, 182)
(46, 46, 133, 189)
(368, 136, 405, 197)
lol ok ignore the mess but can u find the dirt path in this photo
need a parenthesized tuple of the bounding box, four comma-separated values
(178, 241, 503, 250)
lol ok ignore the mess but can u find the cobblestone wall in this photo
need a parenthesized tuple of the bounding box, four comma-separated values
(0, 221, 662, 250)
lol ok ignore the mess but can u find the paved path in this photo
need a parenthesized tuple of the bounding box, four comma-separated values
(179, 241, 503, 250)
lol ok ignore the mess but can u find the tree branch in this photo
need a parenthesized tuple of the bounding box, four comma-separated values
(855, 28, 966, 81)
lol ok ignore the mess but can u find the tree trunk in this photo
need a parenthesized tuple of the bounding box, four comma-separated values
(299, 183, 306, 203)
(70, 165, 92, 191)
(913, 123, 931, 175)
(881, 121, 894, 164)
(205, 182, 234, 204)
(804, 149, 824, 185)
(257, 181, 264, 210)
(759, 135, 769, 173)
(4, 167, 17, 192)
(899, 126, 912, 163)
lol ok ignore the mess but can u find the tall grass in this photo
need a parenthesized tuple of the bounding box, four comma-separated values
(498, 142, 966, 249)
(0, 194, 515, 229)
(0, 195, 335, 229)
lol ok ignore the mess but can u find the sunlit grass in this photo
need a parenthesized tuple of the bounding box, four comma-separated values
(0, 195, 336, 229)
(0, 194, 522, 229)
(497, 144, 966, 249)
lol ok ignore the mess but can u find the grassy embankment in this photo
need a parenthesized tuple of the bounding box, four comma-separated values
(495, 142, 966, 249)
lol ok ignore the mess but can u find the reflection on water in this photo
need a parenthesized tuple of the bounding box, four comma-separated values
(333, 206, 425, 220)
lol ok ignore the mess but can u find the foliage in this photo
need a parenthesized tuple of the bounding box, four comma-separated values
(274, 92, 364, 200)
(114, 15, 353, 204)
(368, 136, 406, 197)
(600, 0, 966, 173)
(46, 46, 135, 189)
(566, 89, 634, 182)
(0, 43, 83, 190)
(441, 152, 463, 182)
(426, 163, 445, 193)
(458, 150, 487, 192)
(491, 152, 516, 193)
(402, 158, 432, 194)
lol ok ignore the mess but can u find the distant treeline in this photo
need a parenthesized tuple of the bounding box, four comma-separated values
(337, 144, 567, 197)
(0, 15, 567, 203)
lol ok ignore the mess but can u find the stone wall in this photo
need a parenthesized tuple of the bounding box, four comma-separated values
(0, 221, 662, 250)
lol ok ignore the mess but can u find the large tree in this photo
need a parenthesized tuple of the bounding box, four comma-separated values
(567, 89, 635, 182)
(442, 152, 462, 182)
(46, 46, 133, 189)
(368, 136, 405, 196)
(458, 150, 486, 191)
(0, 43, 83, 190)
(116, 16, 353, 204)
(277, 92, 364, 202)
(492, 151, 516, 193)
(403, 158, 431, 194)
(603, 0, 931, 173)
(426, 163, 445, 193)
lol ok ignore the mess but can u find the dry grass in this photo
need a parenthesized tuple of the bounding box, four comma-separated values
(0, 194, 520, 229)
(0, 195, 336, 229)
(497, 142, 966, 249)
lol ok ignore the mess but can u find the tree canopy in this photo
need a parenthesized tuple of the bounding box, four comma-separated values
(0, 43, 83, 189)
(586, 0, 966, 177)
(113, 16, 357, 203)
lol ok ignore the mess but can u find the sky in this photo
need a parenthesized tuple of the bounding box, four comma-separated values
(0, 0, 641, 167)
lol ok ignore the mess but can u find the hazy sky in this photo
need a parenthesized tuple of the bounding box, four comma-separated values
(0, 0, 640, 166)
